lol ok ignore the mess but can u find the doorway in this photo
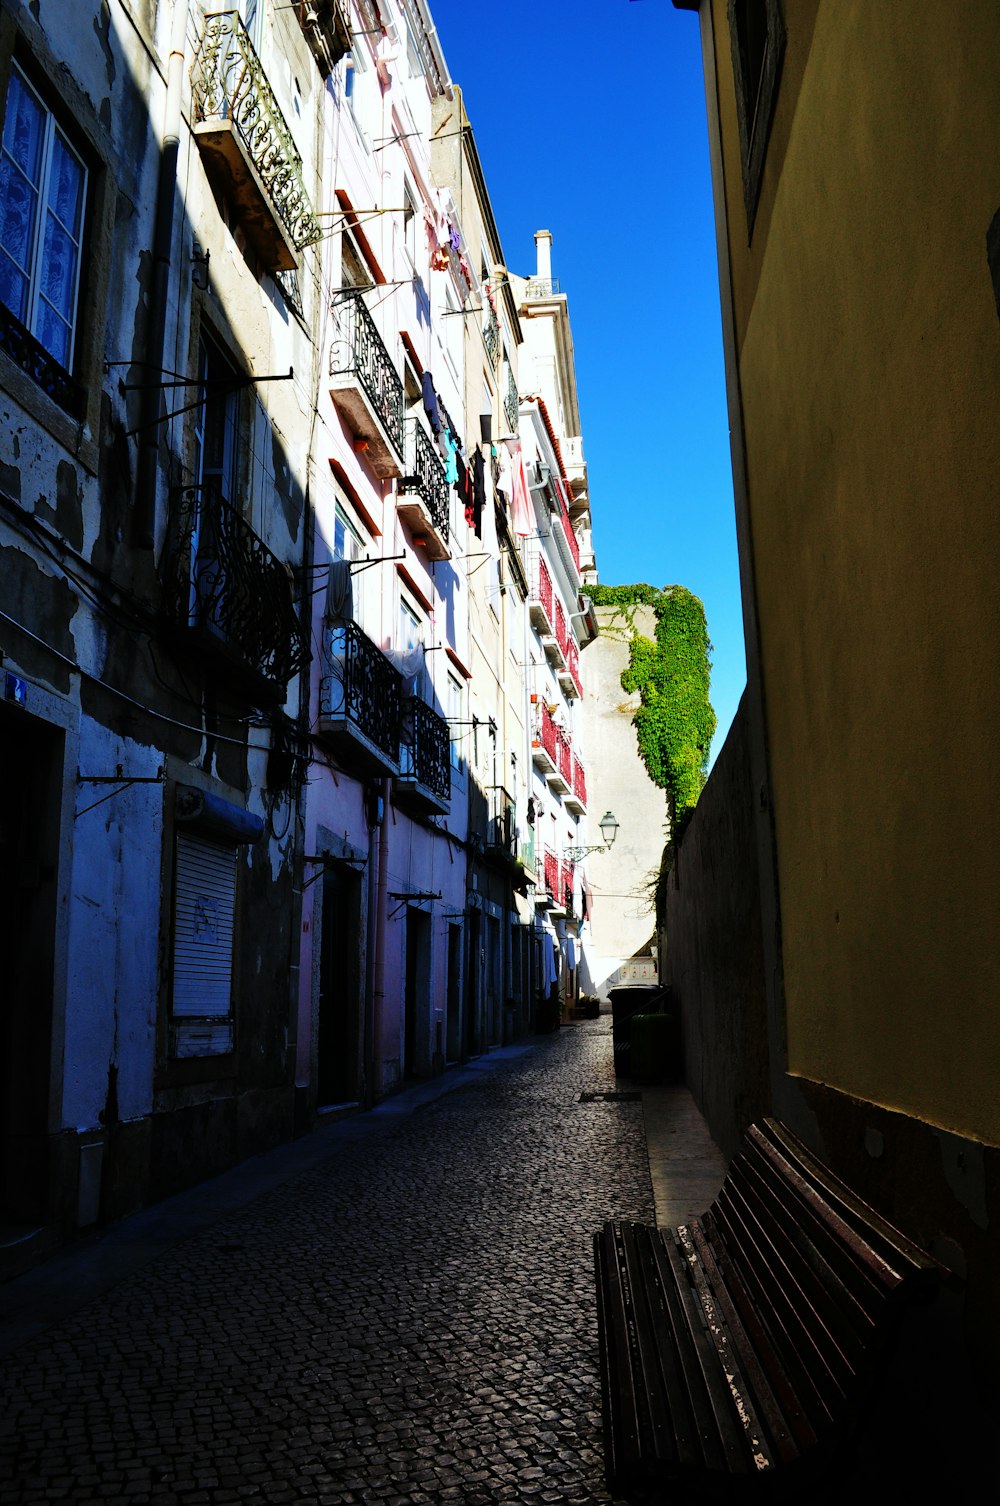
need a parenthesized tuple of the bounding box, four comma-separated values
(445, 923, 462, 1065)
(317, 863, 363, 1107)
(0, 706, 61, 1228)
(403, 906, 431, 1079)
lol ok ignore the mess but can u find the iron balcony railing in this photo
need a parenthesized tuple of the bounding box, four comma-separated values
(164, 483, 308, 694)
(487, 785, 516, 856)
(482, 293, 500, 366)
(504, 363, 519, 436)
(400, 421, 450, 545)
(543, 849, 560, 905)
(0, 303, 83, 417)
(330, 294, 405, 457)
(399, 695, 451, 803)
(192, 11, 321, 252)
(519, 829, 536, 874)
(323, 618, 401, 766)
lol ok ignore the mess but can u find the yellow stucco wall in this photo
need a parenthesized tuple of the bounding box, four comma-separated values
(715, 0, 1000, 1143)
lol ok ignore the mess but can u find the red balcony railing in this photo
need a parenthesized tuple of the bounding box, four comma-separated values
(573, 756, 587, 808)
(534, 700, 558, 762)
(556, 725, 572, 786)
(554, 597, 569, 658)
(562, 859, 575, 917)
(531, 554, 554, 623)
(567, 639, 583, 697)
(554, 477, 580, 573)
(544, 848, 560, 904)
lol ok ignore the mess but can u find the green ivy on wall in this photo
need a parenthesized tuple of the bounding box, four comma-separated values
(589, 583, 716, 826)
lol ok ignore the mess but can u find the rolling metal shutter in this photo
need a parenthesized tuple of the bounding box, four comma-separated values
(172, 833, 237, 1054)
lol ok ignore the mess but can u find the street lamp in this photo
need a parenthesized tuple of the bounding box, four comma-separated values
(565, 810, 619, 863)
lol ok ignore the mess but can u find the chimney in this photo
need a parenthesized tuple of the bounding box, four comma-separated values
(534, 229, 553, 284)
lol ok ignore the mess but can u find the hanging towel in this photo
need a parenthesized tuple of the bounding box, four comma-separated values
(472, 448, 486, 537)
(325, 558, 354, 621)
(444, 430, 459, 485)
(564, 936, 577, 972)
(510, 448, 534, 536)
(421, 371, 443, 436)
(542, 932, 557, 989)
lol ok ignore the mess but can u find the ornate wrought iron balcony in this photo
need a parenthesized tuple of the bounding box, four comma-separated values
(398, 421, 450, 561)
(163, 483, 308, 698)
(329, 294, 405, 477)
(319, 618, 401, 775)
(191, 11, 321, 270)
(531, 700, 558, 774)
(482, 294, 500, 367)
(503, 363, 519, 436)
(396, 694, 451, 813)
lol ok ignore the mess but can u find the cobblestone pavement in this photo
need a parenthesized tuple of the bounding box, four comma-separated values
(0, 1024, 652, 1505)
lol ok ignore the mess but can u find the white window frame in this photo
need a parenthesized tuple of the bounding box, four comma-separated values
(0, 63, 87, 371)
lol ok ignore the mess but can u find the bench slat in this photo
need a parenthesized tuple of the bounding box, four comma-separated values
(712, 1182, 853, 1419)
(728, 1152, 876, 1370)
(653, 1225, 752, 1474)
(685, 1216, 809, 1466)
(622, 1222, 704, 1472)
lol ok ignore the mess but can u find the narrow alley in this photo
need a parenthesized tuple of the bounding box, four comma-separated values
(1, 1023, 659, 1506)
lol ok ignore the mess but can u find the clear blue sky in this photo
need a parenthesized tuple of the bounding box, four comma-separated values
(430, 0, 747, 762)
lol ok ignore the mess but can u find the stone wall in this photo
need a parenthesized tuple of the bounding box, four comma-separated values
(663, 692, 769, 1159)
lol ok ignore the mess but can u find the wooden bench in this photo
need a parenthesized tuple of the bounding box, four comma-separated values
(594, 1117, 943, 1499)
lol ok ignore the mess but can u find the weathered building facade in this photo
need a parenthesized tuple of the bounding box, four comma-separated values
(0, 0, 599, 1268)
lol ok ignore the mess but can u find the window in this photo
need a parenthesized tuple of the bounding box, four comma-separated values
(398, 595, 426, 697)
(729, 0, 785, 235)
(0, 63, 87, 376)
(331, 502, 374, 636)
(194, 335, 241, 502)
(402, 180, 417, 269)
(447, 671, 464, 772)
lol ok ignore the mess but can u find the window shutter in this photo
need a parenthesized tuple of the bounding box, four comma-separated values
(172, 832, 237, 1020)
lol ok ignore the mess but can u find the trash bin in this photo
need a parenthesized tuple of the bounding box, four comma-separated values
(629, 1010, 681, 1082)
(609, 983, 666, 1077)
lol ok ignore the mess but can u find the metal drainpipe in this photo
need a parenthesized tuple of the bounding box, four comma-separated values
(363, 808, 379, 1108)
(371, 776, 391, 1099)
(135, 0, 189, 549)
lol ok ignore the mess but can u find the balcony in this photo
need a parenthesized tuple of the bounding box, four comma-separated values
(548, 726, 572, 795)
(503, 363, 519, 437)
(482, 291, 500, 368)
(163, 483, 308, 699)
(191, 12, 321, 271)
(559, 638, 582, 700)
(543, 597, 568, 671)
(318, 618, 401, 776)
(329, 294, 405, 477)
(528, 554, 555, 638)
(519, 829, 537, 880)
(396, 695, 451, 814)
(541, 849, 563, 913)
(486, 785, 516, 858)
(550, 482, 581, 582)
(562, 860, 577, 921)
(293, 0, 351, 77)
(565, 756, 587, 815)
(531, 700, 558, 775)
(398, 421, 451, 560)
(562, 435, 589, 510)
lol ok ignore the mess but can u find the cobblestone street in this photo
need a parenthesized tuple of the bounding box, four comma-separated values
(0, 1023, 652, 1505)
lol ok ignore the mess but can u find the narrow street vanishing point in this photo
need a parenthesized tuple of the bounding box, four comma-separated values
(1, 1024, 652, 1506)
